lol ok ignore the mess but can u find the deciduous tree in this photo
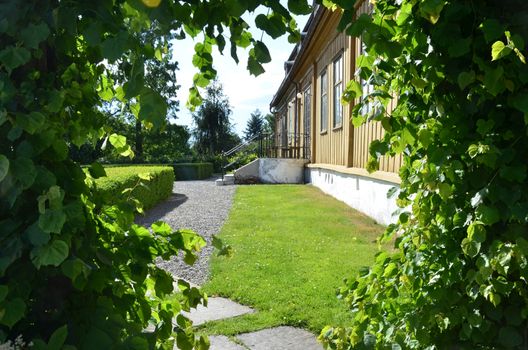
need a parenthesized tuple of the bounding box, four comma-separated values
(192, 81, 240, 155)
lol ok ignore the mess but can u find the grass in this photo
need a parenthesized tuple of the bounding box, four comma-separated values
(200, 184, 387, 336)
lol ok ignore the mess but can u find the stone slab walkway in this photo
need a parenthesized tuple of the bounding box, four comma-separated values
(236, 327, 323, 350)
(209, 336, 246, 350)
(183, 297, 254, 326)
(184, 297, 323, 350)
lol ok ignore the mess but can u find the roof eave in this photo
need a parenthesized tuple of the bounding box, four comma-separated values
(270, 5, 326, 109)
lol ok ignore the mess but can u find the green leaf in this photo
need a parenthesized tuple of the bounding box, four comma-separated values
(38, 209, 67, 234)
(419, 0, 446, 24)
(82, 22, 102, 46)
(438, 183, 452, 200)
(287, 0, 311, 15)
(483, 66, 505, 96)
(212, 235, 233, 257)
(12, 157, 37, 189)
(30, 239, 69, 268)
(0, 46, 31, 72)
(82, 327, 113, 349)
(476, 119, 494, 135)
(0, 155, 9, 182)
(138, 87, 168, 129)
(461, 238, 481, 258)
(247, 55, 265, 76)
(20, 22, 50, 49)
(396, 3, 413, 26)
(457, 71, 475, 90)
(124, 58, 144, 99)
(475, 205, 500, 226)
(187, 87, 202, 110)
(255, 14, 286, 39)
(253, 41, 272, 64)
(16, 112, 45, 134)
(234, 31, 252, 49)
(499, 165, 526, 183)
(480, 19, 504, 43)
(0, 286, 7, 303)
(418, 128, 433, 148)
(511, 92, 528, 114)
(101, 31, 129, 62)
(61, 259, 86, 281)
(124, 336, 149, 350)
(109, 133, 127, 149)
(448, 37, 471, 58)
(88, 162, 106, 179)
(152, 221, 172, 235)
(498, 326, 523, 347)
(25, 222, 51, 246)
(491, 41, 512, 61)
(0, 298, 26, 328)
(343, 80, 363, 102)
(154, 269, 174, 297)
(192, 72, 209, 88)
(48, 325, 68, 350)
(467, 222, 486, 243)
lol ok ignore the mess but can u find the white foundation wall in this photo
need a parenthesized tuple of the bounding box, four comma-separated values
(308, 167, 400, 226)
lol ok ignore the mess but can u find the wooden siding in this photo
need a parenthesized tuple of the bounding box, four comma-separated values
(350, 0, 403, 173)
(313, 20, 350, 166)
(271, 1, 403, 179)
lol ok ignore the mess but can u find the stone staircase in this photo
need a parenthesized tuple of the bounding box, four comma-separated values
(215, 174, 235, 186)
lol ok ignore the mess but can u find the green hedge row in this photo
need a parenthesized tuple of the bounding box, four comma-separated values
(94, 166, 174, 210)
(172, 162, 214, 180)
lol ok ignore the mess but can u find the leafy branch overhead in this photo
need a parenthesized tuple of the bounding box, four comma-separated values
(0, 0, 310, 348)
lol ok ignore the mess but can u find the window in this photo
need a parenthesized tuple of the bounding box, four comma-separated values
(288, 101, 295, 135)
(288, 100, 297, 146)
(333, 54, 343, 128)
(359, 38, 374, 116)
(320, 70, 328, 132)
(304, 85, 311, 159)
(304, 86, 311, 136)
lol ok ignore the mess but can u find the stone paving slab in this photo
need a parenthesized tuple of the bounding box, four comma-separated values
(183, 297, 254, 326)
(236, 326, 323, 350)
(209, 335, 248, 350)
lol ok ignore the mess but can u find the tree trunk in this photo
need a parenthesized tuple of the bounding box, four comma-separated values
(135, 120, 144, 162)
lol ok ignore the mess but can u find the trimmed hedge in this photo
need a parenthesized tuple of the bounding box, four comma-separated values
(172, 162, 213, 180)
(95, 166, 174, 210)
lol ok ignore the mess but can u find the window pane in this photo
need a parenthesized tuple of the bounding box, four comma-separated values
(333, 55, 343, 127)
(320, 71, 328, 131)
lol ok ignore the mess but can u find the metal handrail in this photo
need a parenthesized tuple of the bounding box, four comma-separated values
(221, 132, 274, 181)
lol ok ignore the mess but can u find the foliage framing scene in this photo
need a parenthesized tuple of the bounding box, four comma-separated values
(0, 0, 309, 348)
(1, 1, 528, 350)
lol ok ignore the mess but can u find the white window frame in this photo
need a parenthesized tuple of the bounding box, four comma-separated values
(320, 70, 328, 133)
(333, 53, 344, 128)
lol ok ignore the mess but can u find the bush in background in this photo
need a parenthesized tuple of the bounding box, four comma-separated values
(172, 163, 213, 181)
(94, 166, 174, 210)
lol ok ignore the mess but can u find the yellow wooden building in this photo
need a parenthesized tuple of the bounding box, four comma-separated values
(269, 1, 402, 225)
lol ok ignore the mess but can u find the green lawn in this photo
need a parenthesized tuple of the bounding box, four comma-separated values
(200, 185, 387, 336)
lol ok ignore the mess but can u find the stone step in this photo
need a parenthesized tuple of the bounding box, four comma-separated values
(183, 297, 254, 326)
(215, 175, 235, 186)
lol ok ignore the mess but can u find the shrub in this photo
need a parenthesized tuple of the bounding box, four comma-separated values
(172, 163, 213, 181)
(95, 166, 174, 210)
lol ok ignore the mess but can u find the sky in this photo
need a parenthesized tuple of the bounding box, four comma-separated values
(172, 9, 310, 136)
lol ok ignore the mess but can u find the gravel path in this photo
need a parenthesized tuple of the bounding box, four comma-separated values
(136, 178, 236, 285)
